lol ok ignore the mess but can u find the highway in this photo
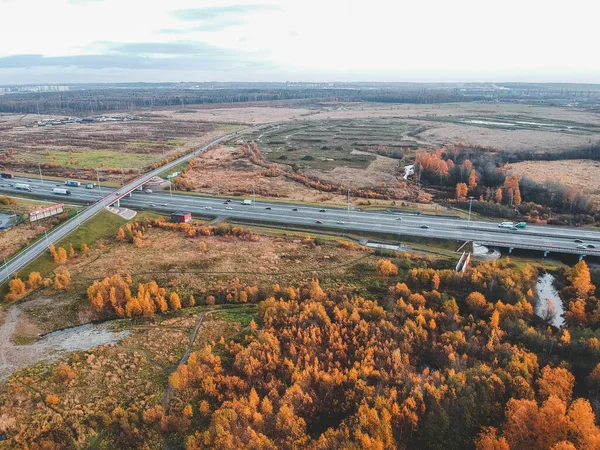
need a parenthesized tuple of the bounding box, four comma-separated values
(0, 127, 252, 284)
(2, 174, 600, 274)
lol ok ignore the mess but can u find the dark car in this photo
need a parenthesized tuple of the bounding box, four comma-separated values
(574, 239, 584, 243)
(265, 207, 271, 210)
(316, 220, 323, 224)
(587, 244, 596, 249)
(223, 201, 229, 204)
(292, 208, 298, 211)
(319, 209, 326, 212)
(420, 225, 430, 229)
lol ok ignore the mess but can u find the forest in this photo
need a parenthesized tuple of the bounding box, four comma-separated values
(2, 232, 600, 449)
(1, 82, 600, 114)
(414, 146, 600, 225)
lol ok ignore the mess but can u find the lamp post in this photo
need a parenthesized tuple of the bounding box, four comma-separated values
(252, 185, 256, 208)
(468, 196, 474, 226)
(38, 163, 43, 184)
(347, 188, 350, 218)
(96, 170, 101, 192)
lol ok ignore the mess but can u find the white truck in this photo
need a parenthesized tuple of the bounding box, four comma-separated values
(15, 183, 32, 191)
(53, 188, 71, 195)
(498, 222, 515, 228)
(242, 199, 252, 205)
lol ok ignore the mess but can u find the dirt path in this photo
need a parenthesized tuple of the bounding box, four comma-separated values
(0, 302, 129, 382)
(160, 312, 207, 413)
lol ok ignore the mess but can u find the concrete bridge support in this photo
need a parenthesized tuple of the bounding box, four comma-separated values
(579, 254, 585, 261)
(543, 251, 549, 258)
(508, 247, 513, 254)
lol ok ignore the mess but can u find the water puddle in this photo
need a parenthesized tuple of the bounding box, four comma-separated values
(535, 273, 564, 328)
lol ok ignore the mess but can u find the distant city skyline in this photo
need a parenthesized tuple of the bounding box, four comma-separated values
(1, 0, 598, 84)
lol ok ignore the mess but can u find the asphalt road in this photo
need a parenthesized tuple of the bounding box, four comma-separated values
(0, 128, 251, 284)
(2, 174, 600, 269)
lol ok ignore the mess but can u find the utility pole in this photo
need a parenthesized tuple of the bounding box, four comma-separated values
(347, 188, 350, 217)
(468, 196, 474, 226)
(96, 170, 101, 192)
(253, 185, 256, 208)
(76, 208, 81, 227)
(44, 230, 50, 248)
(169, 182, 173, 198)
(38, 163, 43, 184)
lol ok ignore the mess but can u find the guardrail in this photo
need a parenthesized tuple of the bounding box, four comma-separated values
(474, 239, 600, 256)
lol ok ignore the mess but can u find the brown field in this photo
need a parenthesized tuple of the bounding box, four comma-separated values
(0, 112, 238, 181)
(0, 199, 72, 261)
(508, 159, 600, 203)
(176, 144, 428, 207)
(8, 222, 371, 339)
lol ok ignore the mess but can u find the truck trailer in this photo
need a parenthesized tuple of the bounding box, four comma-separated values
(65, 180, 80, 187)
(242, 199, 252, 205)
(15, 183, 32, 191)
(53, 188, 71, 195)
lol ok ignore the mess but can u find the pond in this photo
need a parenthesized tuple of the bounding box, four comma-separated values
(535, 273, 565, 328)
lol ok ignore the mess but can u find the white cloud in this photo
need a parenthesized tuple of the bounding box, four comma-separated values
(0, 0, 598, 83)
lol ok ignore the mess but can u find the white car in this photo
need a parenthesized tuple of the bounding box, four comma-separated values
(161, 203, 167, 206)
(205, 206, 212, 210)
(225, 207, 233, 210)
(337, 221, 345, 224)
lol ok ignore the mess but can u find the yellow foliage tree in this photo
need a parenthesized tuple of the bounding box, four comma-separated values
(376, 259, 398, 276)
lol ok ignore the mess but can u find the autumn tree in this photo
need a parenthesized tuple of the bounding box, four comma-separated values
(503, 175, 521, 206)
(68, 243, 76, 258)
(376, 259, 398, 276)
(169, 293, 182, 310)
(456, 183, 468, 200)
(495, 188, 503, 204)
(466, 292, 487, 310)
(537, 366, 575, 404)
(116, 227, 126, 241)
(54, 268, 70, 290)
(568, 260, 595, 297)
(27, 272, 43, 290)
(468, 169, 478, 189)
(80, 243, 89, 254)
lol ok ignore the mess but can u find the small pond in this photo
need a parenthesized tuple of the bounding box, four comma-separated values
(535, 273, 564, 328)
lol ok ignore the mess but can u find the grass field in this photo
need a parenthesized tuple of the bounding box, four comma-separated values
(16, 148, 159, 170)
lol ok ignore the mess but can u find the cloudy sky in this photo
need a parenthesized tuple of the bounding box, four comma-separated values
(0, 0, 598, 84)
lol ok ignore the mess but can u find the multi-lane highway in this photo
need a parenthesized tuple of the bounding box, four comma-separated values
(2, 174, 600, 276)
(0, 128, 252, 284)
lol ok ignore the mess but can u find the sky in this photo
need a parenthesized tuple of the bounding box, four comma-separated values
(0, 0, 598, 84)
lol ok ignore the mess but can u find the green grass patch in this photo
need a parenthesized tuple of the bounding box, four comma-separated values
(212, 308, 256, 328)
(18, 150, 159, 170)
(3, 210, 127, 292)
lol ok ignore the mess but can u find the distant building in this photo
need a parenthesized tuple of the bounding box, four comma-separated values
(171, 212, 192, 223)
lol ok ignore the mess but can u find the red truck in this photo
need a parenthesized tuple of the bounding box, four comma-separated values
(0, 173, 14, 179)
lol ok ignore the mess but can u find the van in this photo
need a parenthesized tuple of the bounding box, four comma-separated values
(498, 222, 514, 228)
(143, 189, 153, 194)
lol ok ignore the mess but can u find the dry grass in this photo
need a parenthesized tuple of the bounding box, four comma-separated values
(0, 199, 71, 261)
(508, 159, 600, 203)
(0, 310, 241, 448)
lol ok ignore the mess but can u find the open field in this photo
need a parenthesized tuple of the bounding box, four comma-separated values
(0, 197, 76, 261)
(177, 144, 429, 206)
(507, 159, 600, 204)
(0, 112, 239, 181)
(0, 304, 248, 448)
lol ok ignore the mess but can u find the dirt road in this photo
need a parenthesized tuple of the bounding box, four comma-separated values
(0, 302, 129, 382)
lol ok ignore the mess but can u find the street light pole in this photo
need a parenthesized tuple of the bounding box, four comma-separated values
(347, 188, 350, 218)
(44, 229, 50, 248)
(169, 182, 173, 199)
(468, 196, 474, 226)
(96, 170, 101, 192)
(253, 185, 255, 208)
(38, 163, 43, 184)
